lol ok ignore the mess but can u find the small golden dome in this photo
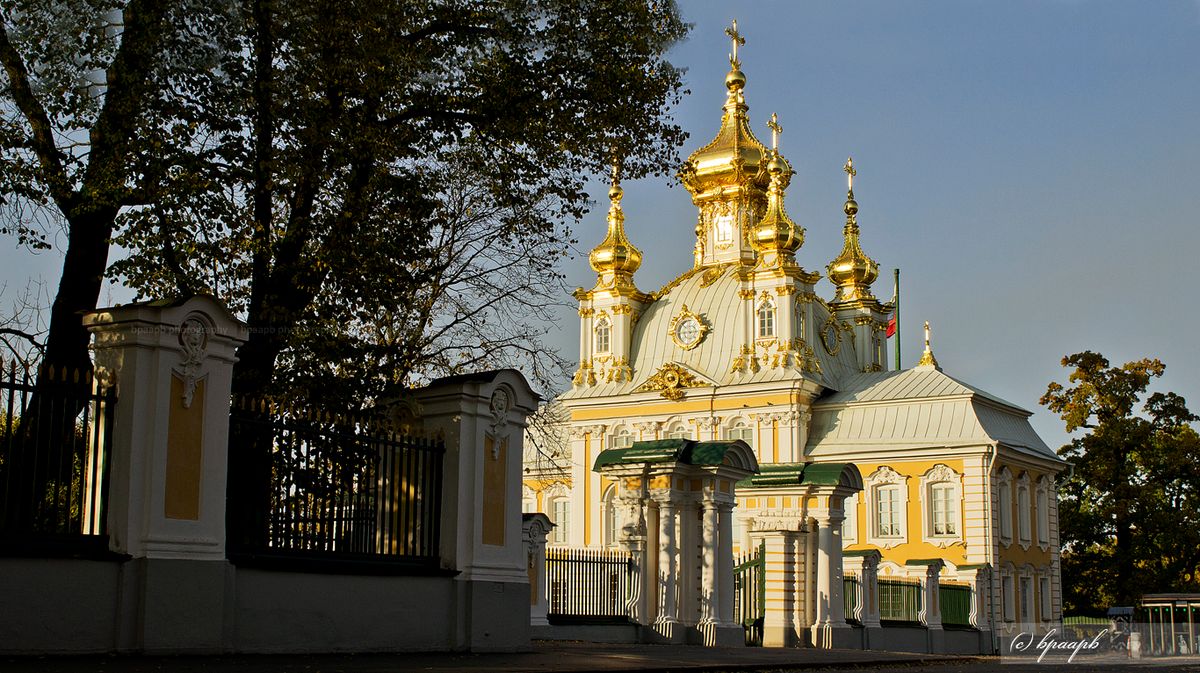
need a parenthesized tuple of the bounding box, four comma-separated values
(589, 167, 643, 276)
(827, 158, 879, 302)
(751, 152, 803, 255)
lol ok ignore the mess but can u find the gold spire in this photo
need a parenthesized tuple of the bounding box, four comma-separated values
(917, 320, 940, 369)
(827, 156, 879, 302)
(751, 114, 803, 256)
(589, 161, 643, 279)
(677, 19, 780, 202)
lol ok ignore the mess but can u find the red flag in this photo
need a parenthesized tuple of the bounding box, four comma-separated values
(886, 313, 896, 338)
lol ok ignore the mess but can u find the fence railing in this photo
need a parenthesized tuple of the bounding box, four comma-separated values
(546, 547, 636, 623)
(734, 541, 765, 646)
(228, 398, 444, 566)
(844, 575, 860, 622)
(941, 582, 973, 626)
(0, 362, 116, 554)
(879, 578, 922, 622)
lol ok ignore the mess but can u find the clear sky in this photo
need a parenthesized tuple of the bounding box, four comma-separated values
(552, 0, 1200, 452)
(4, 1, 1198, 453)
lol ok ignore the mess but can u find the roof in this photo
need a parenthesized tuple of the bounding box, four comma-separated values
(807, 367, 1062, 462)
(593, 438, 758, 473)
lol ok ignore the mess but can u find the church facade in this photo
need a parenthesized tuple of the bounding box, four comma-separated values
(524, 27, 1066, 647)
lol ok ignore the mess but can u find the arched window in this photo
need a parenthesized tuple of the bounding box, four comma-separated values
(920, 464, 962, 546)
(998, 469, 1013, 545)
(666, 422, 689, 440)
(611, 427, 633, 449)
(725, 420, 753, 446)
(757, 298, 776, 338)
(1017, 474, 1032, 546)
(1036, 478, 1051, 548)
(594, 316, 611, 354)
(866, 466, 908, 548)
(603, 486, 620, 548)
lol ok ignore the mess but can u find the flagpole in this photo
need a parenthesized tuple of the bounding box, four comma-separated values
(893, 268, 901, 371)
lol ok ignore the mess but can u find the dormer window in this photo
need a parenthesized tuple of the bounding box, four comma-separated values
(715, 212, 735, 247)
(594, 316, 611, 354)
(757, 298, 776, 338)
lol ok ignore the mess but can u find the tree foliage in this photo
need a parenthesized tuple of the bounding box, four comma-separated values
(1041, 351, 1200, 611)
(1, 0, 690, 405)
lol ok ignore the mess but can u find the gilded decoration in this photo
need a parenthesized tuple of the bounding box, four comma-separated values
(827, 157, 880, 303)
(819, 315, 842, 356)
(667, 304, 710, 351)
(634, 362, 707, 401)
(700, 264, 730, 287)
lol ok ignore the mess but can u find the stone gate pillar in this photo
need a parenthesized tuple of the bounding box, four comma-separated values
(844, 549, 882, 649)
(83, 295, 247, 653)
(523, 513, 553, 627)
(415, 369, 539, 651)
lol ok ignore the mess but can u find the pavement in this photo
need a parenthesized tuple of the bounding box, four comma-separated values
(4, 642, 1200, 673)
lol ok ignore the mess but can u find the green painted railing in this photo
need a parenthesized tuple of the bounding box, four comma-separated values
(733, 541, 765, 646)
(879, 578, 922, 622)
(941, 582, 973, 626)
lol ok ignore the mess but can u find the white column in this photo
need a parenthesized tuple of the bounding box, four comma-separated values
(700, 501, 720, 625)
(654, 500, 681, 640)
(811, 507, 850, 649)
(717, 502, 736, 625)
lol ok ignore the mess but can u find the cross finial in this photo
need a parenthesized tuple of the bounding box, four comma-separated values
(767, 113, 782, 152)
(844, 156, 856, 192)
(725, 19, 745, 66)
(611, 156, 621, 185)
(924, 320, 931, 348)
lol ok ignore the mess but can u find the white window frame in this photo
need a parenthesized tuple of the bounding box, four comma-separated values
(1018, 566, 1035, 627)
(665, 421, 690, 440)
(1017, 473, 1032, 550)
(1036, 476, 1051, 550)
(602, 484, 620, 549)
(725, 418, 754, 447)
(550, 497, 570, 545)
(756, 297, 776, 339)
(841, 492, 859, 545)
(920, 463, 963, 548)
(1001, 571, 1015, 623)
(1038, 573, 1052, 621)
(611, 426, 634, 449)
(997, 468, 1013, 547)
(865, 466, 908, 548)
(594, 315, 611, 354)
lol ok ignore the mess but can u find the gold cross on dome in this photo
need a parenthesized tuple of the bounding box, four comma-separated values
(844, 156, 856, 191)
(725, 19, 745, 66)
(767, 113, 782, 152)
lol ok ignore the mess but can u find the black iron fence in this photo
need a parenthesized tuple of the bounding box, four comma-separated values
(546, 547, 636, 623)
(227, 397, 444, 567)
(734, 541, 765, 646)
(0, 361, 116, 554)
(879, 577, 923, 622)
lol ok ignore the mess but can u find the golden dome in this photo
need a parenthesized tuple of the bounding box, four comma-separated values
(677, 25, 783, 202)
(751, 151, 803, 255)
(827, 157, 879, 302)
(589, 167, 643, 276)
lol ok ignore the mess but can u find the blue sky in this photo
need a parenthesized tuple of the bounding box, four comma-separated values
(553, 1, 1200, 450)
(4, 1, 1198, 452)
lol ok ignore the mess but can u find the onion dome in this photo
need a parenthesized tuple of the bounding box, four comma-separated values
(827, 157, 879, 302)
(750, 114, 803, 255)
(589, 164, 643, 276)
(677, 21, 783, 201)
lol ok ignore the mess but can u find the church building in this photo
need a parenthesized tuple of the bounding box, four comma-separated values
(524, 24, 1066, 648)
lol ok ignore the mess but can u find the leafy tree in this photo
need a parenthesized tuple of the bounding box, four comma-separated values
(1041, 351, 1200, 612)
(1, 0, 689, 531)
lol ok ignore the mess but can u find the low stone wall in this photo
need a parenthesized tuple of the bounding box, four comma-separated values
(532, 623, 644, 644)
(1, 557, 529, 654)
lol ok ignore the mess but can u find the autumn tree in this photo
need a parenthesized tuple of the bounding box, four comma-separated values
(1041, 351, 1200, 612)
(1, 0, 689, 528)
